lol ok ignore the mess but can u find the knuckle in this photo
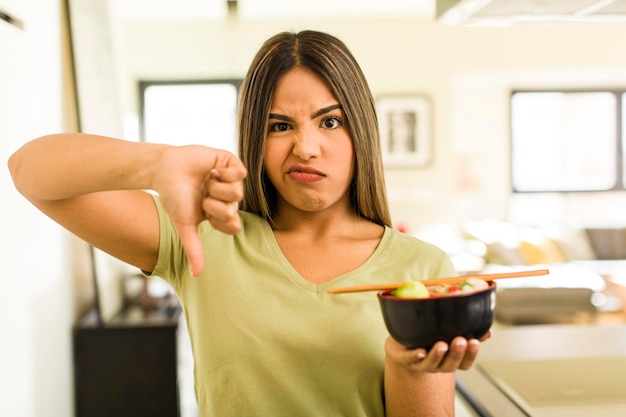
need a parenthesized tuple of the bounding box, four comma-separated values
(232, 187, 244, 201)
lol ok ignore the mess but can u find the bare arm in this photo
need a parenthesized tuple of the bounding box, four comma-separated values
(8, 133, 246, 275)
(384, 336, 483, 416)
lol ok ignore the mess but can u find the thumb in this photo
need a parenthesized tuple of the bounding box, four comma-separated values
(177, 223, 205, 277)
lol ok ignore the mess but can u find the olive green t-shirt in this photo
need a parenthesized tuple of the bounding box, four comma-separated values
(149, 196, 456, 417)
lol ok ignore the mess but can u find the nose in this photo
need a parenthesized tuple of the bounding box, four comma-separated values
(292, 124, 321, 160)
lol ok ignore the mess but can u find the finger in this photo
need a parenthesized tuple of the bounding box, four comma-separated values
(457, 339, 481, 370)
(479, 329, 492, 342)
(202, 197, 239, 224)
(206, 177, 244, 203)
(208, 212, 242, 235)
(436, 337, 468, 372)
(211, 165, 247, 183)
(423, 341, 450, 370)
(202, 188, 241, 234)
(177, 223, 205, 277)
(440, 337, 481, 372)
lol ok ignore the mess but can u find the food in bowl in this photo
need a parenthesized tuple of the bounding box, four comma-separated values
(391, 280, 431, 298)
(391, 277, 490, 299)
(378, 280, 496, 350)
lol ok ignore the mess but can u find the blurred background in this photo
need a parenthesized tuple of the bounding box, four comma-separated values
(3, 1, 626, 416)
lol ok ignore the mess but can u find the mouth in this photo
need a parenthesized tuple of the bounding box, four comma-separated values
(287, 165, 326, 183)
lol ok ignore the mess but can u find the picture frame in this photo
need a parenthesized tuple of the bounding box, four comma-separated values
(376, 95, 432, 168)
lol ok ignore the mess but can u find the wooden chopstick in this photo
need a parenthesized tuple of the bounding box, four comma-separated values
(327, 268, 549, 294)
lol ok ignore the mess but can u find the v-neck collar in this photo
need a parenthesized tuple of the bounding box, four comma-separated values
(261, 222, 392, 294)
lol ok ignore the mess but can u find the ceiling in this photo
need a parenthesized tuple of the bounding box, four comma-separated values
(112, 0, 435, 21)
(112, 0, 626, 24)
(438, 0, 626, 25)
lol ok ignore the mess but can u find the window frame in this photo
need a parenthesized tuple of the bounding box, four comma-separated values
(510, 88, 624, 193)
(138, 78, 242, 146)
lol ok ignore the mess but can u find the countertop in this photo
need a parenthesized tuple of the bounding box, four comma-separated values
(456, 323, 626, 416)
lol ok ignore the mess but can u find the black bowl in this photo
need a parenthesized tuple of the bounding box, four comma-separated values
(377, 281, 496, 350)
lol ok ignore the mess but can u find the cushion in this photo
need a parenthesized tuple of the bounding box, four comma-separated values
(546, 227, 597, 261)
(486, 241, 527, 265)
(585, 228, 626, 260)
(519, 238, 566, 265)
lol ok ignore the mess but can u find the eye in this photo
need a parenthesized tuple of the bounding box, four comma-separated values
(321, 116, 343, 130)
(269, 122, 291, 132)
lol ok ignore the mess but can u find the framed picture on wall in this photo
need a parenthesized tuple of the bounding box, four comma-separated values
(376, 95, 432, 168)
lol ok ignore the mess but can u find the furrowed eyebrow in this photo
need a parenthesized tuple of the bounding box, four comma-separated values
(268, 104, 343, 123)
(268, 113, 294, 122)
(311, 104, 342, 119)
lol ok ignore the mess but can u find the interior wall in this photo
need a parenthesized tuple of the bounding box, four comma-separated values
(116, 16, 626, 233)
(1, 0, 82, 416)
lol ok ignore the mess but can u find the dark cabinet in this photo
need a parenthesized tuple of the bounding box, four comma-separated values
(73, 305, 182, 417)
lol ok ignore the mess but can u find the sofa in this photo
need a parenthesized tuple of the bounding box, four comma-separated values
(415, 221, 626, 325)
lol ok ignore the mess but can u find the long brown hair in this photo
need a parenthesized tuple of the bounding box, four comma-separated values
(238, 30, 391, 227)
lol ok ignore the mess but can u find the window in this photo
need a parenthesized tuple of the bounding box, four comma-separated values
(139, 80, 241, 153)
(511, 90, 624, 192)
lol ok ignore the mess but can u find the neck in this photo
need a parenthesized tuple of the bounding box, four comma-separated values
(271, 201, 361, 237)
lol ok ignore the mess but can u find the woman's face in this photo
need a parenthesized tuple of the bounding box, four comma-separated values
(264, 67, 355, 215)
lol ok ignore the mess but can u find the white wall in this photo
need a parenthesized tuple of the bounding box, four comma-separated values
(116, 16, 626, 233)
(1, 0, 81, 416)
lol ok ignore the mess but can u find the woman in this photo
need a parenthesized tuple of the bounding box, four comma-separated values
(9, 30, 484, 416)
